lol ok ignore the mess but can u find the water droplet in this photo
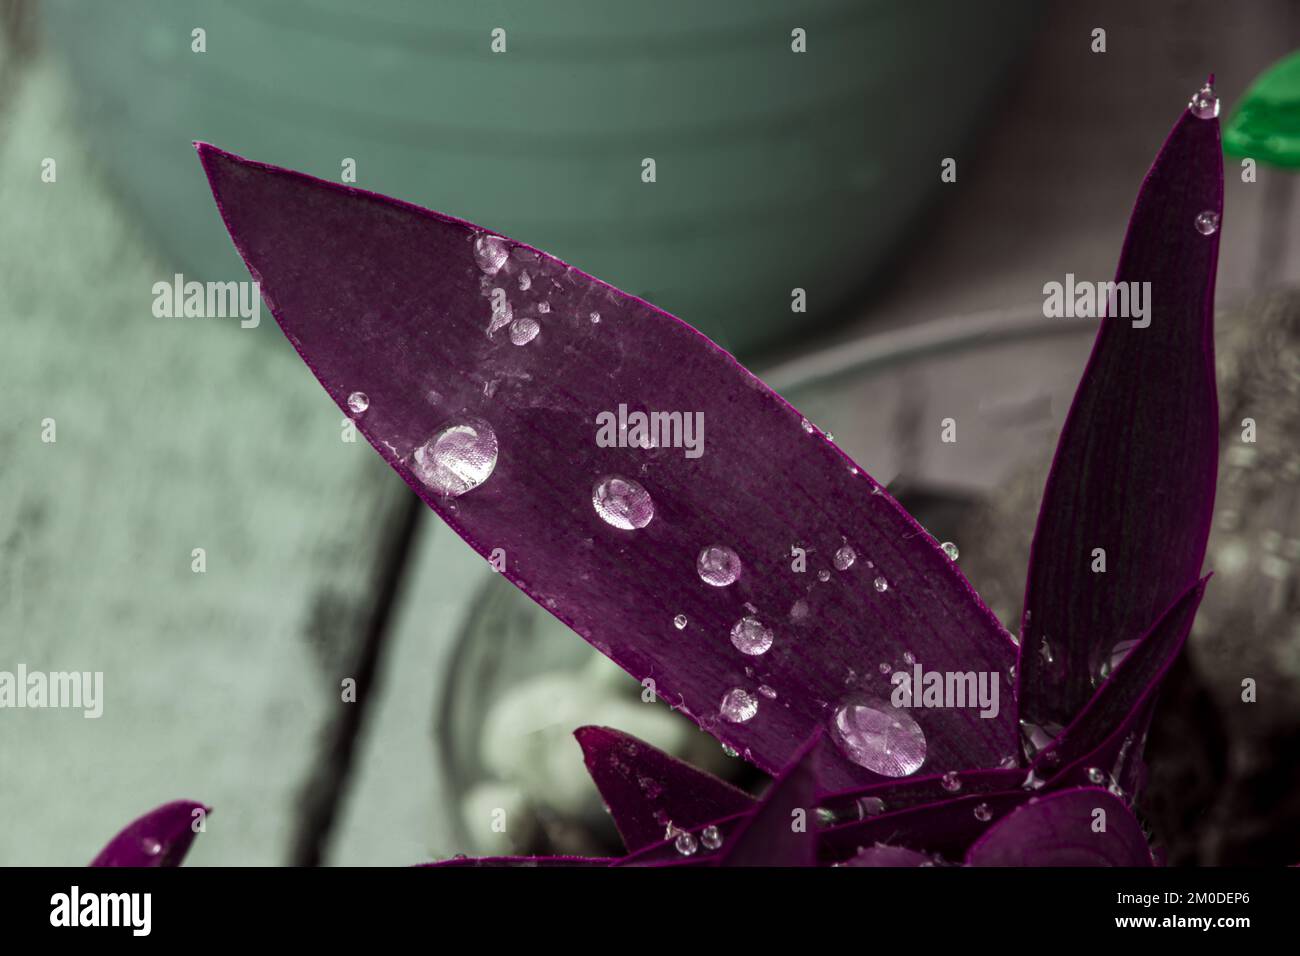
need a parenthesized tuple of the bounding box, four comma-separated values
(700, 825, 723, 850)
(730, 616, 774, 656)
(825, 430, 836, 441)
(411, 419, 498, 497)
(973, 803, 992, 823)
(473, 234, 509, 275)
(1087, 767, 1106, 785)
(800, 418, 814, 434)
(674, 831, 699, 856)
(673, 614, 688, 630)
(1194, 210, 1220, 236)
(537, 301, 550, 314)
(903, 651, 916, 666)
(940, 541, 959, 561)
(592, 476, 655, 530)
(509, 317, 540, 345)
(1188, 82, 1219, 120)
(589, 311, 601, 323)
(346, 391, 369, 414)
(873, 576, 889, 593)
(720, 687, 759, 723)
(697, 545, 742, 587)
(941, 771, 962, 793)
(858, 796, 886, 817)
(998, 755, 1019, 769)
(758, 684, 777, 699)
(828, 694, 927, 777)
(141, 837, 163, 856)
(790, 599, 810, 622)
(721, 743, 739, 758)
(878, 662, 892, 674)
(833, 545, 857, 571)
(1038, 638, 1055, 665)
(817, 569, 831, 582)
(518, 271, 531, 291)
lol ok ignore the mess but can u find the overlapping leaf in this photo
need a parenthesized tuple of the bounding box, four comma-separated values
(90, 800, 207, 867)
(965, 788, 1153, 866)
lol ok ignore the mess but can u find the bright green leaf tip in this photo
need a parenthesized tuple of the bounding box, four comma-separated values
(1225, 49, 1300, 168)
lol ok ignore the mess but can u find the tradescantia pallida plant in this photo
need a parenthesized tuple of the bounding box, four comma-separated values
(189, 78, 1223, 867)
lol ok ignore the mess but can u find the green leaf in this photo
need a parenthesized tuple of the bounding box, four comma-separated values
(1225, 50, 1300, 168)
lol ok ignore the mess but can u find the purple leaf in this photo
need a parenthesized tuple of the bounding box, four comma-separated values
(1017, 95, 1222, 732)
(615, 810, 751, 867)
(196, 143, 1017, 787)
(965, 788, 1154, 866)
(842, 845, 933, 867)
(89, 800, 207, 867)
(1033, 576, 1209, 789)
(715, 731, 824, 867)
(818, 766, 1026, 824)
(819, 790, 1030, 865)
(419, 856, 615, 868)
(574, 725, 754, 853)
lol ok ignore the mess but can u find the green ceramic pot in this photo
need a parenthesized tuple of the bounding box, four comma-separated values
(46, 0, 1034, 353)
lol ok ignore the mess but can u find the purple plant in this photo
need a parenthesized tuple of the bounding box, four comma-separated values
(90, 801, 208, 867)
(194, 80, 1222, 867)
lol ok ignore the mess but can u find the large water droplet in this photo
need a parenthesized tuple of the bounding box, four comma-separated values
(833, 545, 857, 571)
(720, 687, 759, 723)
(700, 825, 723, 851)
(1188, 82, 1219, 120)
(940, 541, 959, 561)
(412, 419, 498, 497)
(592, 476, 654, 530)
(828, 695, 927, 777)
(347, 391, 369, 414)
(1195, 210, 1220, 236)
(509, 317, 540, 345)
(473, 234, 509, 275)
(730, 616, 774, 656)
(697, 545, 742, 587)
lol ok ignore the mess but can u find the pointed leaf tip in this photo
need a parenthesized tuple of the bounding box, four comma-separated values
(198, 145, 1018, 786)
(90, 800, 208, 867)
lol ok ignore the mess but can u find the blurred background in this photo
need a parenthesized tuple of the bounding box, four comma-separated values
(1, 0, 1298, 865)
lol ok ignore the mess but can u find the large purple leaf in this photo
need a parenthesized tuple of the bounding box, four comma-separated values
(197, 144, 1017, 787)
(1033, 577, 1209, 790)
(716, 731, 823, 867)
(89, 800, 207, 867)
(1017, 94, 1222, 732)
(575, 725, 754, 853)
(965, 788, 1153, 866)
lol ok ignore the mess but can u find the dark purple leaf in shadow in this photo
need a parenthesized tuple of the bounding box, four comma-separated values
(1032, 577, 1209, 789)
(818, 766, 1025, 825)
(965, 788, 1153, 866)
(575, 725, 754, 853)
(196, 143, 1017, 787)
(89, 800, 208, 867)
(716, 730, 823, 867)
(1017, 96, 1222, 733)
(842, 845, 933, 867)
(818, 790, 1030, 865)
(418, 856, 615, 868)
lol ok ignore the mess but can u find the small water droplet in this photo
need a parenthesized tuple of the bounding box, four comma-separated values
(674, 831, 699, 856)
(940, 771, 962, 793)
(1087, 767, 1106, 785)
(800, 418, 814, 434)
(697, 545, 742, 587)
(518, 271, 531, 291)
(537, 301, 550, 314)
(873, 576, 889, 593)
(973, 803, 992, 822)
(589, 311, 601, 323)
(1188, 81, 1219, 120)
(592, 476, 655, 530)
(720, 688, 759, 723)
(142, 837, 163, 856)
(1194, 210, 1220, 236)
(509, 317, 540, 345)
(790, 600, 810, 621)
(833, 545, 857, 571)
(998, 755, 1019, 769)
(1038, 638, 1055, 665)
(903, 651, 916, 666)
(346, 391, 369, 414)
(829, 694, 927, 777)
(730, 616, 774, 656)
(825, 430, 836, 441)
(858, 796, 887, 817)
(758, 684, 777, 699)
(940, 541, 959, 561)
(473, 234, 509, 275)
(700, 825, 723, 850)
(673, 614, 688, 630)
(878, 662, 892, 674)
(411, 419, 498, 497)
(817, 569, 831, 582)
(721, 743, 739, 758)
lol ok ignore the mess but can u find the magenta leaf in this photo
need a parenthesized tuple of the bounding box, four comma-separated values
(842, 845, 933, 867)
(89, 800, 208, 867)
(196, 143, 1017, 787)
(1017, 96, 1222, 733)
(965, 788, 1153, 866)
(715, 731, 824, 867)
(1032, 576, 1209, 789)
(575, 725, 753, 853)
